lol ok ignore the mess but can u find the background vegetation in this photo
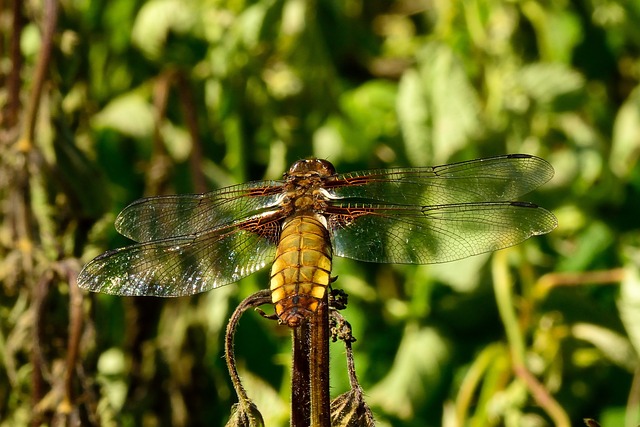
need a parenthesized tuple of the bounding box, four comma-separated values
(1, 0, 640, 426)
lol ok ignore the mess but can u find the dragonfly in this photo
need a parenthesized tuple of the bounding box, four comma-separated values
(77, 154, 557, 327)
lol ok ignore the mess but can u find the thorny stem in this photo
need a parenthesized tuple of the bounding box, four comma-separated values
(331, 311, 359, 390)
(291, 292, 331, 427)
(225, 291, 334, 427)
(291, 322, 311, 426)
(310, 294, 330, 427)
(328, 308, 375, 426)
(225, 290, 273, 403)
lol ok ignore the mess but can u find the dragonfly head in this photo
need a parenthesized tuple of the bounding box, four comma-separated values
(286, 158, 337, 178)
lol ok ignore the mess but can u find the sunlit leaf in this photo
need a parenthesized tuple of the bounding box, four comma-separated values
(97, 348, 129, 412)
(160, 122, 192, 162)
(617, 266, 640, 359)
(556, 221, 613, 272)
(397, 69, 430, 165)
(92, 92, 154, 138)
(368, 325, 451, 420)
(131, 0, 197, 58)
(611, 85, 640, 179)
(571, 323, 637, 371)
(521, 2, 582, 63)
(411, 42, 482, 164)
(516, 62, 585, 110)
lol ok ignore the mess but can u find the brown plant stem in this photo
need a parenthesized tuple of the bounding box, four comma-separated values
(31, 270, 53, 427)
(291, 292, 331, 427)
(146, 70, 174, 197)
(61, 260, 83, 415)
(176, 72, 207, 193)
(513, 364, 570, 427)
(19, 0, 58, 150)
(291, 322, 311, 426)
(310, 294, 330, 427)
(2, 0, 23, 132)
(493, 251, 570, 427)
(535, 268, 626, 298)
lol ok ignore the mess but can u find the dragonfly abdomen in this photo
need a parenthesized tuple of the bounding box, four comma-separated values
(270, 214, 332, 327)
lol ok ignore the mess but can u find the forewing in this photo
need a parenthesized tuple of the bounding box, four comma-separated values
(328, 154, 554, 205)
(77, 215, 281, 296)
(329, 202, 557, 264)
(115, 180, 284, 242)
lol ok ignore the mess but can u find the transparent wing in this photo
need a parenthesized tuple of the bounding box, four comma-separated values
(329, 202, 557, 264)
(77, 215, 281, 296)
(115, 180, 284, 242)
(328, 154, 553, 205)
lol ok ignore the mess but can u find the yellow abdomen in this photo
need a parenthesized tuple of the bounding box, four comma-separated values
(270, 214, 332, 327)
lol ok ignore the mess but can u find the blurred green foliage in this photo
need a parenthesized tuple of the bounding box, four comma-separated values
(2, 0, 640, 426)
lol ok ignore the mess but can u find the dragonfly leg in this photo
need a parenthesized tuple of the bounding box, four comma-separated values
(255, 307, 279, 321)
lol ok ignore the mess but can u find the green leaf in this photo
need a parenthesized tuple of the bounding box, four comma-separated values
(131, 0, 197, 58)
(611, 85, 640, 179)
(617, 266, 640, 359)
(92, 92, 154, 138)
(409, 42, 482, 164)
(160, 122, 191, 162)
(314, 81, 398, 162)
(397, 69, 430, 165)
(97, 348, 129, 412)
(521, 2, 582, 63)
(556, 221, 613, 272)
(571, 323, 637, 371)
(368, 325, 451, 420)
(516, 62, 585, 110)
